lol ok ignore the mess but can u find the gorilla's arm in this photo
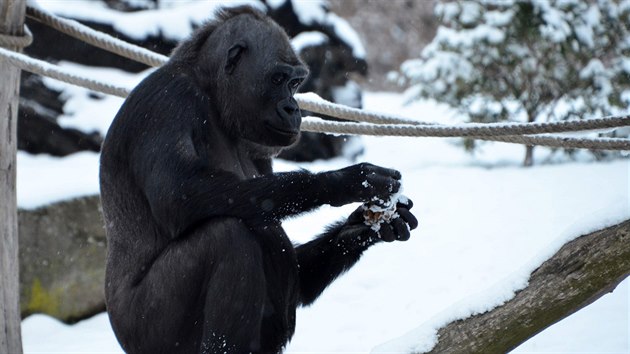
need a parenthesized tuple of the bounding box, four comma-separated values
(143, 165, 326, 237)
(295, 220, 373, 306)
(136, 146, 400, 238)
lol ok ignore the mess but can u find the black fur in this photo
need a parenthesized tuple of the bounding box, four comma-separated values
(100, 6, 417, 354)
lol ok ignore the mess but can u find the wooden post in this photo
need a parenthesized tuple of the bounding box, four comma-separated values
(0, 0, 26, 353)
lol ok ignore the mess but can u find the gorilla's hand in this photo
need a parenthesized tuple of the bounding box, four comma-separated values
(368, 197, 418, 242)
(320, 163, 402, 207)
(337, 198, 419, 249)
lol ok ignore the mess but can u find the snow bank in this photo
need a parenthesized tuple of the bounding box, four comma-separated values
(373, 193, 628, 352)
(17, 151, 100, 210)
(291, 31, 328, 53)
(34, 0, 366, 59)
(42, 62, 139, 136)
(33, 0, 263, 41)
(290, 0, 366, 58)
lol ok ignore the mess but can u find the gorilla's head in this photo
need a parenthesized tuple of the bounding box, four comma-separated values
(172, 6, 309, 150)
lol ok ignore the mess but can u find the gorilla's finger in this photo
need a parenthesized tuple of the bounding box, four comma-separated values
(347, 206, 366, 224)
(378, 224, 396, 242)
(396, 197, 414, 210)
(392, 218, 410, 241)
(382, 168, 401, 180)
(391, 179, 402, 194)
(365, 164, 401, 180)
(367, 176, 401, 200)
(397, 208, 419, 230)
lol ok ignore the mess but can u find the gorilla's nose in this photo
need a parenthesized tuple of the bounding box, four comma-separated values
(277, 98, 300, 122)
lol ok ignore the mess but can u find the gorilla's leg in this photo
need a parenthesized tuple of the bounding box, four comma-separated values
(108, 219, 266, 354)
(108, 233, 213, 353)
(199, 221, 267, 353)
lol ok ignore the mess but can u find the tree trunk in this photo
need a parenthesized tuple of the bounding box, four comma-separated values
(523, 145, 534, 167)
(523, 112, 535, 167)
(421, 219, 630, 354)
(0, 0, 26, 352)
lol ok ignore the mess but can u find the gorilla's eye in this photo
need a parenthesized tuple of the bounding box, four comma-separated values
(289, 79, 303, 90)
(272, 73, 287, 85)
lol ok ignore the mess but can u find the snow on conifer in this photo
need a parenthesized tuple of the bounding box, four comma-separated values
(398, 0, 630, 165)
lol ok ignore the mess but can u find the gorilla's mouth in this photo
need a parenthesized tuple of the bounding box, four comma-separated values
(265, 123, 299, 137)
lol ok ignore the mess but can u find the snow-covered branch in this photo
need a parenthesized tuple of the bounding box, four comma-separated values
(379, 219, 630, 353)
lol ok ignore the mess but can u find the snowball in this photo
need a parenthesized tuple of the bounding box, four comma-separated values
(362, 192, 409, 233)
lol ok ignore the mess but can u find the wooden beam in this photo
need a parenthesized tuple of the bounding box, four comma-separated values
(0, 0, 27, 352)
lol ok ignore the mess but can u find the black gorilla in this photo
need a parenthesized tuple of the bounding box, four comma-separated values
(100, 6, 417, 354)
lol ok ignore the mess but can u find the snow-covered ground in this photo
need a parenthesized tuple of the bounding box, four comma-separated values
(19, 88, 629, 352)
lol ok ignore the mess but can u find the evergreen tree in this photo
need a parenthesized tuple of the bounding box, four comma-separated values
(400, 0, 630, 166)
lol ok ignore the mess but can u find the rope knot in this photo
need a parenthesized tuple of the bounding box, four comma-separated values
(0, 25, 33, 49)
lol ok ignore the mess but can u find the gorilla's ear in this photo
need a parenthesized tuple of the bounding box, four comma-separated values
(225, 41, 247, 74)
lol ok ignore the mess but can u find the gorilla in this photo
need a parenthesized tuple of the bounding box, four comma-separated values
(100, 6, 417, 354)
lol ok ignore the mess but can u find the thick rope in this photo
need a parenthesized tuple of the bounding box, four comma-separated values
(0, 47, 130, 98)
(22, 6, 630, 139)
(1, 45, 628, 150)
(487, 135, 630, 150)
(26, 5, 169, 68)
(0, 25, 33, 49)
(296, 94, 421, 125)
(301, 117, 630, 150)
(299, 112, 630, 137)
